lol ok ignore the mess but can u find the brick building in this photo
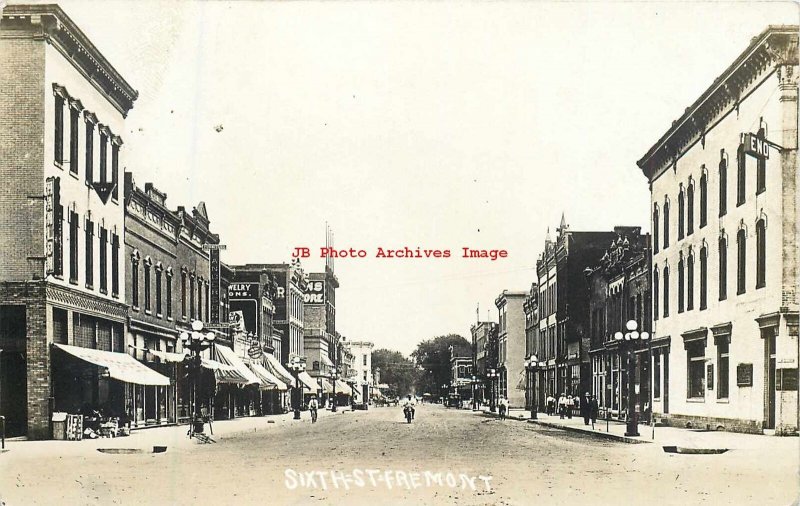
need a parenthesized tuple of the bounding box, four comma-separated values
(0, 4, 139, 439)
(522, 283, 539, 410)
(495, 290, 526, 408)
(534, 216, 619, 406)
(470, 320, 497, 405)
(585, 227, 652, 422)
(637, 26, 798, 434)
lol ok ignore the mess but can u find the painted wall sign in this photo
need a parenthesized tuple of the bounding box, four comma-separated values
(743, 133, 769, 159)
(736, 363, 753, 387)
(304, 280, 324, 305)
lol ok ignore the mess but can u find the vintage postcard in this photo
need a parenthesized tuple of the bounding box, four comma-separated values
(0, 1, 798, 505)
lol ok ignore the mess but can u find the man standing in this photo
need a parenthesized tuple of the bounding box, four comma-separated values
(498, 397, 508, 420)
(582, 392, 591, 425)
(590, 395, 599, 428)
(557, 393, 566, 419)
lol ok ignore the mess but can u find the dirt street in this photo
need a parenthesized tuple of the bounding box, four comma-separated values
(1, 404, 797, 505)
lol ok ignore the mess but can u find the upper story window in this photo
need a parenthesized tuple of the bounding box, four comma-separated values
(756, 218, 766, 289)
(737, 144, 746, 207)
(68, 209, 78, 284)
(756, 127, 766, 195)
(84, 112, 96, 185)
(663, 265, 670, 318)
(85, 217, 94, 289)
(131, 253, 140, 309)
(677, 255, 684, 314)
(687, 249, 694, 311)
(663, 197, 670, 249)
(678, 185, 685, 241)
(69, 100, 82, 175)
(687, 179, 694, 236)
(737, 227, 747, 295)
(53, 87, 66, 166)
(699, 168, 708, 228)
(719, 152, 728, 217)
(111, 233, 119, 298)
(653, 203, 660, 254)
(719, 234, 728, 301)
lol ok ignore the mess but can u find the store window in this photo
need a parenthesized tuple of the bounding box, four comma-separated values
(686, 340, 706, 399)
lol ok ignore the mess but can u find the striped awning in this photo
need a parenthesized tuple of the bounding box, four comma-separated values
(54, 344, 170, 386)
(213, 344, 260, 385)
(250, 363, 288, 391)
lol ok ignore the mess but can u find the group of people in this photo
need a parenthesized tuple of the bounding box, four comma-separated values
(544, 392, 600, 425)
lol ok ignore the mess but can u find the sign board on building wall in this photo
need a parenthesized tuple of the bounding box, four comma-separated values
(776, 368, 798, 391)
(743, 133, 769, 159)
(273, 271, 287, 322)
(736, 363, 753, 387)
(706, 364, 714, 390)
(204, 244, 226, 323)
(229, 283, 259, 336)
(45, 177, 56, 274)
(304, 280, 325, 305)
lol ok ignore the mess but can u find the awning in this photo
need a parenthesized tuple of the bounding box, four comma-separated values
(54, 343, 170, 386)
(263, 353, 295, 384)
(149, 349, 187, 363)
(201, 358, 237, 372)
(319, 378, 333, 393)
(249, 363, 288, 391)
(335, 379, 351, 394)
(213, 344, 260, 385)
(297, 371, 318, 391)
(320, 354, 334, 367)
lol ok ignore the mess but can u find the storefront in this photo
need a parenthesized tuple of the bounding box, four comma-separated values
(213, 344, 261, 419)
(52, 343, 170, 435)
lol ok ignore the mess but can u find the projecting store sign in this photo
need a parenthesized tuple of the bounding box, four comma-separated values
(743, 133, 769, 159)
(304, 280, 325, 305)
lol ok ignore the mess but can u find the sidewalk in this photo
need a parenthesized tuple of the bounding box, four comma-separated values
(477, 408, 800, 452)
(1, 407, 356, 458)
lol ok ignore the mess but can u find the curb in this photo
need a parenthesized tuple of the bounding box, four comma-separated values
(527, 419, 651, 444)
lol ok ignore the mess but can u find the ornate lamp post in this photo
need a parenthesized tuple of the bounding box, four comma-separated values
(524, 356, 539, 420)
(486, 369, 498, 412)
(288, 356, 306, 420)
(614, 320, 649, 437)
(179, 320, 216, 435)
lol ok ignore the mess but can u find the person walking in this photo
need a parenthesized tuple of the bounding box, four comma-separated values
(546, 394, 555, 416)
(590, 395, 599, 428)
(582, 392, 591, 425)
(557, 393, 566, 419)
(498, 397, 508, 420)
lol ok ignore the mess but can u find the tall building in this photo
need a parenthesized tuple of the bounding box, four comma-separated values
(0, 4, 138, 438)
(534, 216, 619, 404)
(495, 290, 526, 408)
(522, 283, 539, 410)
(348, 340, 374, 403)
(470, 320, 497, 405)
(636, 26, 798, 434)
(303, 266, 339, 380)
(585, 227, 651, 422)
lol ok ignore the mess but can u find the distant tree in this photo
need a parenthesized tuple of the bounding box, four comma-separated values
(372, 348, 418, 398)
(411, 334, 471, 398)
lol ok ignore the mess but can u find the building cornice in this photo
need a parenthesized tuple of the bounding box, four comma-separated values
(2, 4, 139, 116)
(637, 26, 798, 181)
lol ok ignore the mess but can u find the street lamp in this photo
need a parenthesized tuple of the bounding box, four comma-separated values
(614, 319, 650, 437)
(471, 375, 478, 411)
(486, 369, 498, 413)
(179, 320, 216, 436)
(288, 356, 306, 420)
(524, 356, 539, 420)
(330, 367, 337, 413)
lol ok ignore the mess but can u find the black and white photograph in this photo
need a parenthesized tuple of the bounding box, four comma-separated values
(0, 1, 798, 504)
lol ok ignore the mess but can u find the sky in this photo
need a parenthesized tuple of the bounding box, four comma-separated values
(32, 0, 798, 355)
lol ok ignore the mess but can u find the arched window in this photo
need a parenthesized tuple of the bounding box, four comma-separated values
(678, 255, 685, 313)
(737, 144, 746, 206)
(756, 127, 766, 195)
(663, 197, 670, 248)
(719, 154, 727, 217)
(699, 170, 708, 228)
(756, 219, 766, 288)
(653, 204, 660, 254)
(663, 265, 670, 318)
(737, 228, 746, 295)
(687, 250, 694, 310)
(653, 268, 659, 321)
(131, 252, 140, 309)
(678, 186, 685, 240)
(719, 236, 727, 301)
(699, 245, 708, 310)
(687, 180, 694, 236)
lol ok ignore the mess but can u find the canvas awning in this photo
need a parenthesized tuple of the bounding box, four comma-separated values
(320, 354, 334, 367)
(201, 358, 237, 371)
(149, 349, 187, 363)
(54, 343, 170, 386)
(213, 344, 260, 385)
(263, 353, 295, 384)
(297, 371, 318, 391)
(249, 363, 288, 391)
(318, 378, 333, 393)
(334, 379, 351, 394)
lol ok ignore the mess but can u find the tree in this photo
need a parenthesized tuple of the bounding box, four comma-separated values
(371, 348, 418, 398)
(411, 334, 471, 399)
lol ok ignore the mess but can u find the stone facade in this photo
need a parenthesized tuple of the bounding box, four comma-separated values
(637, 26, 799, 434)
(495, 290, 526, 408)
